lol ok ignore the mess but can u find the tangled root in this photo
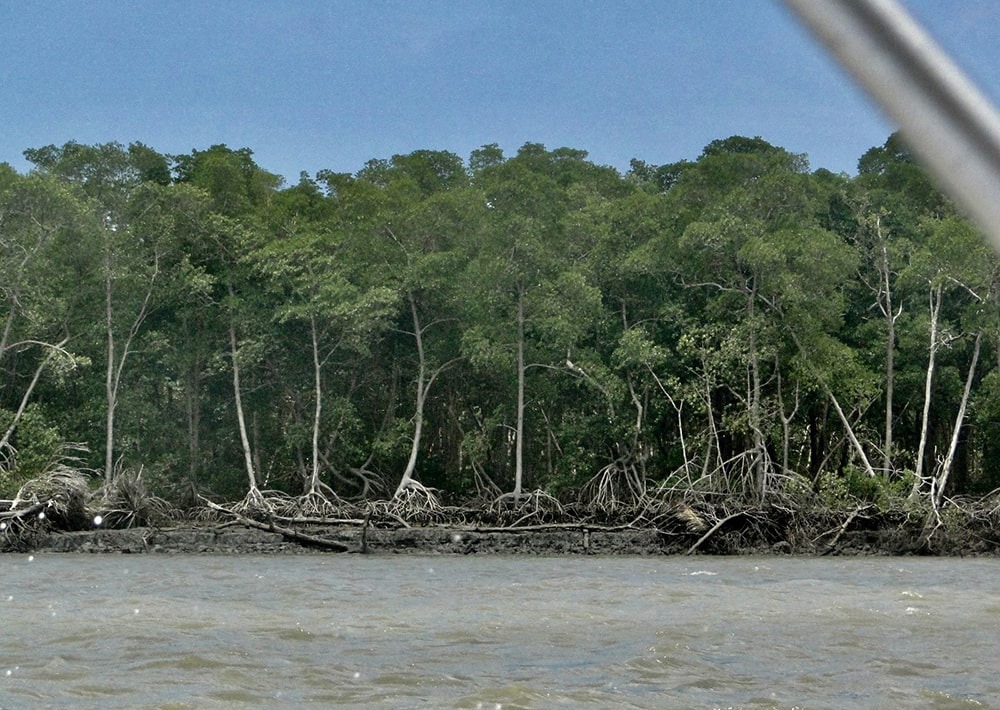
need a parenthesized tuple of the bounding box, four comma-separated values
(578, 460, 649, 522)
(368, 481, 448, 525)
(285, 485, 354, 519)
(487, 489, 564, 527)
(227, 486, 280, 518)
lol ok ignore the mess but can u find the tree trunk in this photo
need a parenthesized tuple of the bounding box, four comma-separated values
(746, 290, 769, 498)
(775, 364, 799, 478)
(229, 323, 258, 493)
(933, 332, 981, 509)
(827, 387, 877, 479)
(396, 294, 426, 497)
(514, 285, 526, 498)
(102, 246, 158, 484)
(702, 369, 720, 481)
(878, 233, 897, 476)
(912, 283, 942, 498)
(104, 261, 117, 483)
(308, 313, 322, 495)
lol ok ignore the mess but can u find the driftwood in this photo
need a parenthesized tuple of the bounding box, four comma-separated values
(686, 511, 748, 555)
(467, 522, 639, 534)
(818, 505, 870, 556)
(202, 498, 354, 552)
(0, 501, 49, 523)
(270, 515, 369, 526)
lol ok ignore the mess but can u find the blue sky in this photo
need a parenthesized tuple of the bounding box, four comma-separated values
(2, 1, 999, 184)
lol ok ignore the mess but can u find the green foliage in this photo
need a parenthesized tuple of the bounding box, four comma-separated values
(1, 134, 997, 510)
(973, 370, 1000, 493)
(0, 405, 76, 496)
(817, 467, 914, 509)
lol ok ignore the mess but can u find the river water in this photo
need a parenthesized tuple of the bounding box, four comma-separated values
(1, 554, 997, 709)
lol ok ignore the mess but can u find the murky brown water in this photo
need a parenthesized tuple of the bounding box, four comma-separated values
(2, 554, 997, 708)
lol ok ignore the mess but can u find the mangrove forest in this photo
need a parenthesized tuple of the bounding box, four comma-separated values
(3, 133, 1000, 553)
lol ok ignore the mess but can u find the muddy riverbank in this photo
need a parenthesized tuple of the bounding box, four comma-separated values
(18, 514, 1000, 556)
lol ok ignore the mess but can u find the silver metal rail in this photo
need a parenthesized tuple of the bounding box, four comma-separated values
(782, 0, 1000, 252)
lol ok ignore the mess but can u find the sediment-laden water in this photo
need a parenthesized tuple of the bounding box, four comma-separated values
(2, 554, 997, 708)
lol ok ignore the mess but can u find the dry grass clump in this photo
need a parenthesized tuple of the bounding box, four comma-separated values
(13, 466, 92, 529)
(96, 468, 173, 528)
(1, 467, 92, 550)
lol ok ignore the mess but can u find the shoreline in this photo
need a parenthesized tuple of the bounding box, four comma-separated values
(16, 519, 1000, 557)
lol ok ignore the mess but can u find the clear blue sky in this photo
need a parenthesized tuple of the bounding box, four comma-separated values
(2, 1, 999, 184)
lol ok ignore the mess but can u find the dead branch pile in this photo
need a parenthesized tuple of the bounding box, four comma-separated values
(1, 468, 92, 550)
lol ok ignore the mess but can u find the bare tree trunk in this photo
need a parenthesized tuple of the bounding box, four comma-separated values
(0, 293, 18, 366)
(747, 293, 768, 497)
(878, 230, 898, 476)
(308, 314, 322, 495)
(649, 368, 692, 481)
(514, 285, 526, 498)
(827, 387, 877, 479)
(855, 213, 900, 475)
(788, 328, 875, 479)
(933, 332, 981, 509)
(702, 370, 720, 481)
(775, 364, 799, 478)
(103, 247, 158, 483)
(229, 323, 258, 493)
(104, 261, 117, 483)
(912, 283, 942, 498)
(396, 294, 426, 497)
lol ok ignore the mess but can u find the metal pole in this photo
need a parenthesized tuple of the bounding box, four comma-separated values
(781, 0, 1000, 252)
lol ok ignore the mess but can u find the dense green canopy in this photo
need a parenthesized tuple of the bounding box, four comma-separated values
(2, 134, 997, 511)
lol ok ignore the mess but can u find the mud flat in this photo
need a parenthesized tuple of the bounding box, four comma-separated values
(18, 517, 1000, 556)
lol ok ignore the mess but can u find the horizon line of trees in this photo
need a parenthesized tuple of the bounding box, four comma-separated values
(1, 133, 998, 512)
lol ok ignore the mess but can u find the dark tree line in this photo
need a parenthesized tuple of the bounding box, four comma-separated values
(2, 134, 998, 515)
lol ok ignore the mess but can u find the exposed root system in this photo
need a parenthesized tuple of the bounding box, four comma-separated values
(9, 469, 1000, 556)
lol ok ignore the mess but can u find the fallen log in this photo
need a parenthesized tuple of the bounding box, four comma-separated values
(201, 498, 355, 552)
(818, 504, 870, 556)
(0, 501, 49, 522)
